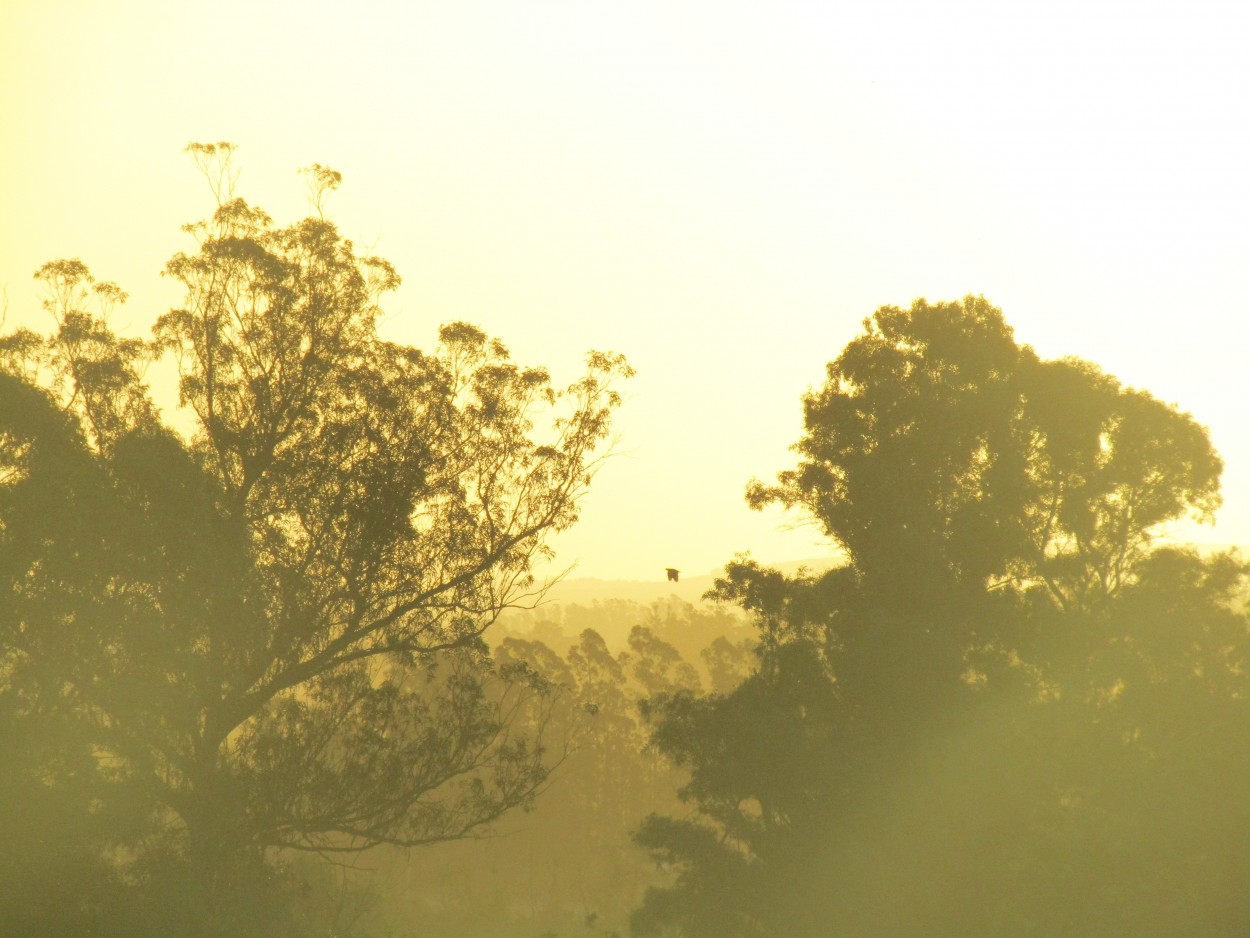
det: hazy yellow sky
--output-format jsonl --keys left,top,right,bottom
{"left": 3, "top": 0, "right": 1248, "bottom": 580}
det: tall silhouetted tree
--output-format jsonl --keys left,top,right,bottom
{"left": 634, "top": 297, "right": 1247, "bottom": 937}
{"left": 0, "top": 143, "right": 631, "bottom": 937}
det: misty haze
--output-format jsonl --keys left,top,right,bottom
{"left": 4, "top": 2, "right": 1250, "bottom": 937}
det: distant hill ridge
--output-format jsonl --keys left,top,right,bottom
{"left": 537, "top": 557, "right": 841, "bottom": 609}
{"left": 539, "top": 544, "right": 1245, "bottom": 609}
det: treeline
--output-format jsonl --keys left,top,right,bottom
{"left": 345, "top": 599, "right": 753, "bottom": 938}
{"left": 3, "top": 146, "right": 1249, "bottom": 937}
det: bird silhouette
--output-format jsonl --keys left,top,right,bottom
{"left": 665, "top": 568, "right": 680, "bottom": 582}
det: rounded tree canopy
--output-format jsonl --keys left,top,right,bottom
{"left": 749, "top": 296, "right": 1222, "bottom": 612}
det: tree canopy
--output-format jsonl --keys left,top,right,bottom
{"left": 0, "top": 143, "right": 631, "bottom": 936}
{"left": 635, "top": 296, "right": 1250, "bottom": 937}
{"left": 749, "top": 296, "right": 1222, "bottom": 610}
{"left": 7, "top": 178, "right": 1248, "bottom": 936}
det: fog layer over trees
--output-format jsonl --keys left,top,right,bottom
{"left": 2, "top": 151, "right": 1247, "bottom": 937}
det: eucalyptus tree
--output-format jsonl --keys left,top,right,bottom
{"left": 0, "top": 143, "right": 631, "bottom": 935}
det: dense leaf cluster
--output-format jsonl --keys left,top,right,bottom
{"left": 635, "top": 298, "right": 1250, "bottom": 937}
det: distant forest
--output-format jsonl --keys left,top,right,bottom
{"left": 3, "top": 146, "right": 1248, "bottom": 937}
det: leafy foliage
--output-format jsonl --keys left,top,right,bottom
{"left": 749, "top": 296, "right": 1222, "bottom": 611}
{"left": 0, "top": 143, "right": 630, "bottom": 936}
{"left": 635, "top": 297, "right": 1250, "bottom": 937}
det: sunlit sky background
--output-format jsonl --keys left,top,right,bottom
{"left": 3, "top": 0, "right": 1248, "bottom": 581}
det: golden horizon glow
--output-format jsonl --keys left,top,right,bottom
{"left": 3, "top": 0, "right": 1247, "bottom": 580}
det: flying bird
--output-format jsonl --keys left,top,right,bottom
{"left": 665, "top": 568, "right": 680, "bottom": 582}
